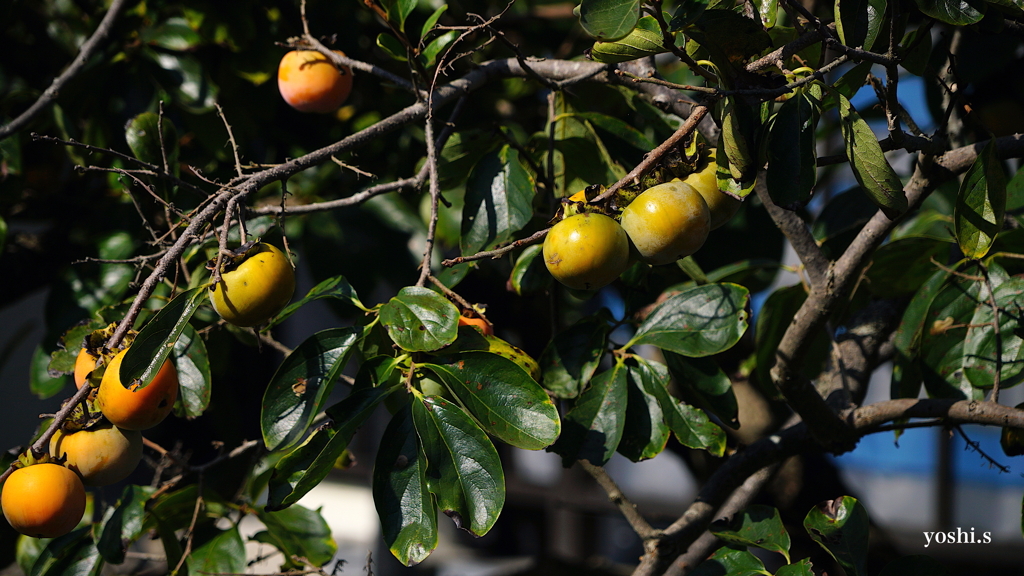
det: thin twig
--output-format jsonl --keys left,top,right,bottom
{"left": 216, "top": 103, "right": 245, "bottom": 179}
{"left": 580, "top": 459, "right": 659, "bottom": 539}
{"left": 0, "top": 0, "right": 131, "bottom": 141}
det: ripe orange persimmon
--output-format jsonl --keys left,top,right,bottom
{"left": 211, "top": 243, "right": 296, "bottom": 327}
{"left": 458, "top": 315, "right": 494, "bottom": 336}
{"left": 50, "top": 423, "right": 143, "bottom": 486}
{"left": 74, "top": 347, "right": 99, "bottom": 389}
{"left": 98, "top": 348, "right": 178, "bottom": 431}
{"left": 278, "top": 50, "right": 353, "bottom": 114}
{"left": 1, "top": 463, "right": 86, "bottom": 538}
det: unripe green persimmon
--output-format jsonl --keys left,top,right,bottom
{"left": 682, "top": 150, "right": 741, "bottom": 230}
{"left": 620, "top": 181, "right": 711, "bottom": 265}
{"left": 543, "top": 213, "right": 630, "bottom": 291}
{"left": 211, "top": 243, "right": 296, "bottom": 327}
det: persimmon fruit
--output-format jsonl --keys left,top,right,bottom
{"left": 619, "top": 181, "right": 711, "bottom": 265}
{"left": 543, "top": 213, "right": 630, "bottom": 291}
{"left": 458, "top": 315, "right": 494, "bottom": 336}
{"left": 49, "top": 423, "right": 143, "bottom": 486}
{"left": 98, "top": 348, "right": 178, "bottom": 431}
{"left": 278, "top": 50, "right": 353, "bottom": 114}
{"left": 74, "top": 347, "right": 99, "bottom": 389}
{"left": 211, "top": 243, "right": 296, "bottom": 327}
{"left": 683, "top": 150, "right": 741, "bottom": 230}
{"left": 1, "top": 463, "right": 86, "bottom": 538}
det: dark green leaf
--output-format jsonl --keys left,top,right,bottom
{"left": 900, "top": 27, "right": 932, "bottom": 76}
{"left": 29, "top": 528, "right": 102, "bottom": 576}
{"left": 954, "top": 139, "right": 1007, "bottom": 259}
{"left": 381, "top": 0, "right": 417, "bottom": 31}
{"left": 767, "top": 89, "right": 819, "bottom": 208}
{"left": 141, "top": 17, "right": 201, "bottom": 51}
{"left": 564, "top": 112, "right": 657, "bottom": 150}
{"left": 831, "top": 62, "right": 873, "bottom": 103}
{"left": 256, "top": 504, "right": 338, "bottom": 567}
{"left": 271, "top": 275, "right": 364, "bottom": 327}
{"left": 423, "top": 352, "right": 560, "bottom": 450}
{"left": 963, "top": 277, "right": 1024, "bottom": 389}
{"left": 187, "top": 526, "right": 246, "bottom": 575}
{"left": 579, "top": 0, "right": 642, "bottom": 40}
{"left": 618, "top": 362, "right": 670, "bottom": 461}
{"left": 461, "top": 145, "right": 535, "bottom": 255}
{"left": 124, "top": 112, "right": 179, "bottom": 167}
{"left": 509, "top": 245, "right": 552, "bottom": 296}
{"left": 96, "top": 485, "right": 155, "bottom": 564}
{"left": 835, "top": 0, "right": 886, "bottom": 49}
{"left": 549, "top": 360, "right": 629, "bottom": 466}
{"left": 710, "top": 505, "right": 791, "bottom": 562}
{"left": 267, "top": 379, "right": 393, "bottom": 510}
{"left": 377, "top": 33, "right": 408, "bottom": 61}
{"left": 412, "top": 394, "right": 505, "bottom": 536}
{"left": 439, "top": 130, "right": 500, "bottom": 190}
{"left": 627, "top": 283, "right": 750, "bottom": 357}
{"left": 804, "top": 496, "right": 870, "bottom": 576}
{"left": 837, "top": 93, "right": 907, "bottom": 219}
{"left": 540, "top": 314, "right": 611, "bottom": 399}
{"left": 31, "top": 345, "right": 68, "bottom": 399}
{"left": 879, "top": 555, "right": 950, "bottom": 576}
{"left": 690, "top": 545, "right": 771, "bottom": 576}
{"left": 914, "top": 0, "right": 985, "bottom": 24}
{"left": 380, "top": 286, "right": 459, "bottom": 352}
{"left": 121, "top": 286, "right": 207, "bottom": 390}
{"left": 629, "top": 357, "right": 725, "bottom": 456}
{"left": 373, "top": 407, "right": 438, "bottom": 566}
{"left": 670, "top": 0, "right": 710, "bottom": 28}
{"left": 664, "top": 353, "right": 739, "bottom": 428}
{"left": 865, "top": 237, "right": 953, "bottom": 298}
{"left": 261, "top": 327, "right": 360, "bottom": 451}
{"left": 171, "top": 324, "right": 211, "bottom": 419}
{"left": 776, "top": 559, "right": 815, "bottom": 576}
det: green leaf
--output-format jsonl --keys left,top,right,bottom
{"left": 121, "top": 286, "right": 207, "bottom": 390}
{"left": 587, "top": 17, "right": 671, "bottom": 63}
{"left": 420, "top": 30, "right": 458, "bottom": 68}
{"left": 439, "top": 130, "right": 500, "bottom": 190}
{"left": 914, "top": 0, "right": 985, "bottom": 24}
{"left": 627, "top": 283, "right": 750, "bottom": 357}
{"left": 270, "top": 275, "right": 364, "bottom": 327}
{"left": 776, "top": 559, "right": 815, "bottom": 576}
{"left": 421, "top": 4, "right": 449, "bottom": 38}
{"left": 963, "top": 277, "right": 1024, "bottom": 389}
{"left": 766, "top": 89, "right": 819, "bottom": 207}
{"left": 423, "top": 352, "right": 560, "bottom": 450}
{"left": 954, "top": 139, "right": 1007, "bottom": 259}
{"left": 835, "top": 0, "right": 887, "bottom": 49}
{"left": 719, "top": 96, "right": 758, "bottom": 181}
{"left": 509, "top": 245, "right": 552, "bottom": 296}
{"left": 690, "top": 545, "right": 771, "bottom": 576}
{"left": 28, "top": 528, "right": 102, "bottom": 576}
{"left": 31, "top": 345, "right": 68, "bottom": 399}
{"left": 804, "top": 496, "right": 869, "bottom": 576}
{"left": 579, "top": 0, "right": 642, "bottom": 40}
{"left": 460, "top": 145, "right": 535, "bottom": 255}
{"left": 891, "top": 267, "right": 955, "bottom": 359}
{"left": 140, "top": 17, "right": 201, "bottom": 51}
{"left": 171, "top": 324, "right": 211, "bottom": 419}
{"left": 256, "top": 504, "right": 338, "bottom": 568}
{"left": 837, "top": 92, "right": 907, "bottom": 219}
{"left": 710, "top": 505, "right": 791, "bottom": 562}
{"left": 267, "top": 378, "right": 393, "bottom": 510}
{"left": 540, "top": 314, "right": 611, "bottom": 399}
{"left": 380, "top": 286, "right": 459, "bottom": 352}
{"left": 879, "top": 555, "right": 950, "bottom": 576}
{"left": 373, "top": 407, "right": 438, "bottom": 566}
{"left": 664, "top": 353, "right": 739, "bottom": 429}
{"left": 671, "top": 0, "right": 711, "bottom": 28}
{"left": 96, "top": 484, "right": 155, "bottom": 564}
{"left": 0, "top": 214, "right": 7, "bottom": 255}
{"left": 124, "top": 112, "right": 179, "bottom": 168}
{"left": 549, "top": 360, "right": 629, "bottom": 466}
{"left": 618, "top": 362, "right": 671, "bottom": 461}
{"left": 865, "top": 237, "right": 954, "bottom": 298}
{"left": 377, "top": 33, "right": 408, "bottom": 61}
{"left": 381, "top": 0, "right": 417, "bottom": 31}
{"left": 561, "top": 112, "right": 657, "bottom": 150}
{"left": 629, "top": 357, "right": 726, "bottom": 456}
{"left": 187, "top": 526, "right": 246, "bottom": 575}
{"left": 830, "top": 62, "right": 873, "bottom": 103}
{"left": 261, "top": 327, "right": 361, "bottom": 451}
{"left": 900, "top": 27, "right": 932, "bottom": 76}
{"left": 411, "top": 394, "right": 505, "bottom": 536}
{"left": 754, "top": 0, "right": 779, "bottom": 27}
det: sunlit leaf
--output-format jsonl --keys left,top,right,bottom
{"left": 804, "top": 496, "right": 869, "bottom": 576}
{"left": 380, "top": 286, "right": 459, "bottom": 352}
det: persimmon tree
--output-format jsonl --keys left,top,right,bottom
{"left": 1, "top": 0, "right": 1024, "bottom": 574}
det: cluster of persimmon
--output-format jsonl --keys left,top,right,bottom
{"left": 2, "top": 243, "right": 296, "bottom": 539}
{"left": 543, "top": 149, "right": 741, "bottom": 291}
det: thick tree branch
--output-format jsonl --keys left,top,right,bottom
{"left": 0, "top": 0, "right": 131, "bottom": 141}
{"left": 754, "top": 175, "right": 828, "bottom": 288}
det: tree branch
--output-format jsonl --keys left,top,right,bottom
{"left": 0, "top": 0, "right": 131, "bottom": 141}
